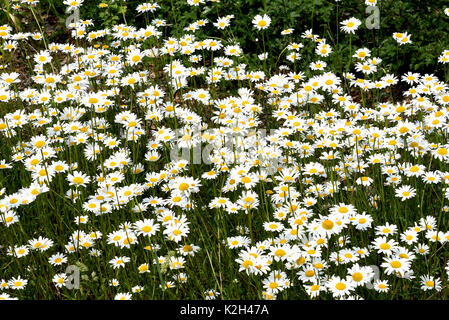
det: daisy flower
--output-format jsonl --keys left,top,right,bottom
{"left": 109, "top": 256, "right": 131, "bottom": 269}
{"left": 252, "top": 14, "right": 271, "bottom": 30}
{"left": 340, "top": 18, "right": 362, "bottom": 34}
{"left": 204, "top": 289, "right": 220, "bottom": 300}
{"left": 64, "top": 0, "right": 84, "bottom": 11}
{"left": 304, "top": 283, "right": 326, "bottom": 298}
{"left": 8, "top": 276, "right": 28, "bottom": 290}
{"left": 393, "top": 32, "right": 412, "bottom": 45}
{"left": 52, "top": 273, "right": 67, "bottom": 288}
{"left": 49, "top": 253, "right": 68, "bottom": 266}
{"left": 381, "top": 256, "right": 411, "bottom": 276}
{"left": 310, "top": 60, "right": 327, "bottom": 71}
{"left": 67, "top": 171, "right": 91, "bottom": 188}
{"left": 395, "top": 185, "right": 416, "bottom": 201}
{"left": 134, "top": 219, "right": 160, "bottom": 237}
{"left": 326, "top": 276, "right": 354, "bottom": 298}
{"left": 373, "top": 280, "right": 390, "bottom": 292}
{"left": 281, "top": 28, "right": 294, "bottom": 35}
{"left": 114, "top": 292, "right": 132, "bottom": 300}
{"left": 372, "top": 236, "right": 398, "bottom": 254}
{"left": 420, "top": 275, "right": 442, "bottom": 291}
{"left": 347, "top": 264, "right": 375, "bottom": 287}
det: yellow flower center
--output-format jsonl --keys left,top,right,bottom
{"left": 179, "top": 183, "right": 189, "bottom": 191}
{"left": 335, "top": 282, "right": 346, "bottom": 290}
{"left": 352, "top": 272, "right": 363, "bottom": 282}
{"left": 322, "top": 220, "right": 334, "bottom": 230}
{"left": 390, "top": 261, "right": 401, "bottom": 268}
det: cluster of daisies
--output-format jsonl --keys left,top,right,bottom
{"left": 1, "top": 0, "right": 449, "bottom": 300}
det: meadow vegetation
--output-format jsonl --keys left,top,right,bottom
{"left": 0, "top": 0, "right": 449, "bottom": 300}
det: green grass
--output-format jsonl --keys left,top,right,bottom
{"left": 0, "top": 0, "right": 449, "bottom": 300}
